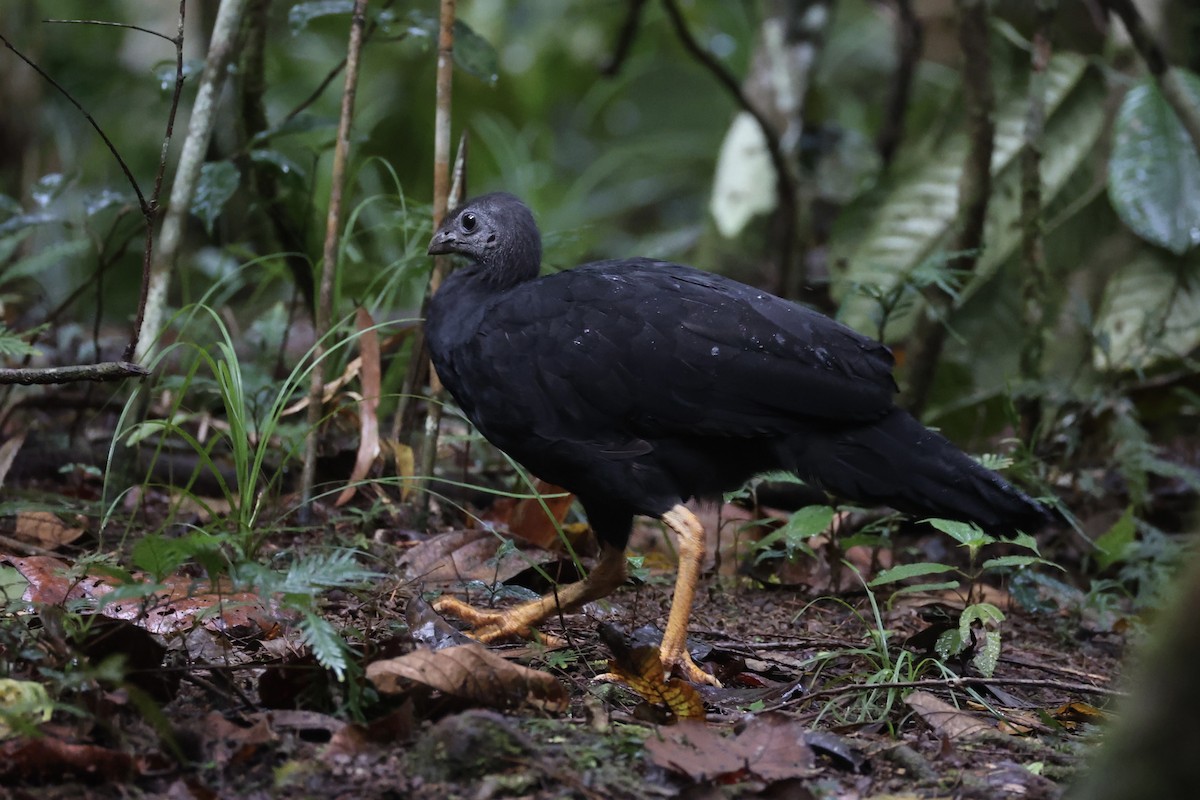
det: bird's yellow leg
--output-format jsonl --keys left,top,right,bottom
{"left": 659, "top": 505, "right": 721, "bottom": 686}
{"left": 434, "top": 543, "right": 628, "bottom": 644}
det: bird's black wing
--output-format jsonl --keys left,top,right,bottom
{"left": 458, "top": 258, "right": 896, "bottom": 446}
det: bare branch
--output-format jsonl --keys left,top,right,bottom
{"left": 901, "top": 0, "right": 996, "bottom": 415}
{"left": 660, "top": 0, "right": 799, "bottom": 294}
{"left": 601, "top": 0, "right": 649, "bottom": 77}
{"left": 300, "top": 0, "right": 370, "bottom": 510}
{"left": 136, "top": 0, "right": 247, "bottom": 363}
{"left": 1018, "top": 1, "right": 1056, "bottom": 442}
{"left": 876, "top": 0, "right": 923, "bottom": 167}
{"left": 0, "top": 361, "right": 150, "bottom": 386}
{"left": 1103, "top": 0, "right": 1200, "bottom": 157}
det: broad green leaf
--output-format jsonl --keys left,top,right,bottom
{"left": 981, "top": 554, "right": 1061, "bottom": 571}
{"left": 1108, "top": 73, "right": 1200, "bottom": 255}
{"left": 191, "top": 161, "right": 241, "bottom": 235}
{"left": 869, "top": 561, "right": 957, "bottom": 587}
{"left": 927, "top": 518, "right": 994, "bottom": 548}
{"left": 288, "top": 0, "right": 354, "bottom": 34}
{"left": 452, "top": 20, "right": 499, "bottom": 85}
{"left": 887, "top": 580, "right": 961, "bottom": 596}
{"left": 832, "top": 54, "right": 1105, "bottom": 340}
{"left": 132, "top": 534, "right": 187, "bottom": 580}
{"left": 2, "top": 239, "right": 89, "bottom": 282}
{"left": 1093, "top": 250, "right": 1200, "bottom": 371}
{"left": 1093, "top": 506, "right": 1136, "bottom": 571}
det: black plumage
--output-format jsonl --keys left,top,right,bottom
{"left": 425, "top": 192, "right": 1048, "bottom": 685}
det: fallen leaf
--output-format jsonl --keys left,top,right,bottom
{"left": 503, "top": 480, "right": 575, "bottom": 549}
{"left": 367, "top": 643, "right": 569, "bottom": 713}
{"left": 644, "top": 713, "right": 816, "bottom": 783}
{"left": 906, "top": 690, "right": 992, "bottom": 740}
{"left": 14, "top": 511, "right": 86, "bottom": 548}
{"left": 0, "top": 737, "right": 138, "bottom": 782}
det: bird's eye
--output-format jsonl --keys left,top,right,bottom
{"left": 461, "top": 212, "right": 477, "bottom": 233}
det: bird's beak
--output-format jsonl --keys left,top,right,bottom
{"left": 428, "top": 229, "right": 456, "bottom": 256}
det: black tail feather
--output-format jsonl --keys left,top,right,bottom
{"left": 793, "top": 408, "right": 1049, "bottom": 535}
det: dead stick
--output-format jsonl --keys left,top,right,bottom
{"left": 299, "top": 0, "right": 369, "bottom": 510}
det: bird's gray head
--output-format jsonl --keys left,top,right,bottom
{"left": 428, "top": 192, "right": 543, "bottom": 286}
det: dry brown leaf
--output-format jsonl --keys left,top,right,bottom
{"left": 401, "top": 528, "right": 559, "bottom": 587}
{"left": 336, "top": 307, "right": 382, "bottom": 507}
{"left": 644, "top": 713, "right": 816, "bottom": 783}
{"left": 906, "top": 690, "right": 992, "bottom": 740}
{"left": 14, "top": 511, "right": 85, "bottom": 548}
{"left": 0, "top": 434, "right": 25, "bottom": 489}
{"left": 4, "top": 555, "right": 276, "bottom": 636}
{"left": 366, "top": 642, "right": 568, "bottom": 713}
{"left": 503, "top": 480, "right": 575, "bottom": 549}
{"left": 383, "top": 439, "right": 415, "bottom": 501}
{"left": 0, "top": 737, "right": 138, "bottom": 783}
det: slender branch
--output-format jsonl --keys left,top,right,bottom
{"left": 1103, "top": 0, "right": 1200, "bottom": 157}
{"left": 300, "top": 0, "right": 370, "bottom": 511}
{"left": 0, "top": 32, "right": 148, "bottom": 214}
{"left": 279, "top": 0, "right": 398, "bottom": 128}
{"left": 136, "top": 0, "right": 246, "bottom": 363}
{"left": 413, "top": 0, "right": 458, "bottom": 513}
{"left": 128, "top": 0, "right": 187, "bottom": 361}
{"left": 876, "top": 0, "right": 923, "bottom": 167}
{"left": 0, "top": 362, "right": 150, "bottom": 386}
{"left": 1017, "top": 2, "right": 1056, "bottom": 442}
{"left": 775, "top": 675, "right": 1124, "bottom": 711}
{"left": 900, "top": 0, "right": 996, "bottom": 415}
{"left": 43, "top": 18, "right": 177, "bottom": 44}
{"left": 601, "top": 0, "right": 649, "bottom": 77}
{"left": 660, "top": 0, "right": 798, "bottom": 294}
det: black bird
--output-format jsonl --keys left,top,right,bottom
{"left": 425, "top": 192, "right": 1047, "bottom": 685}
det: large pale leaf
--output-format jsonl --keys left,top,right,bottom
{"left": 1093, "top": 250, "right": 1200, "bottom": 370}
{"left": 1108, "top": 73, "right": 1200, "bottom": 255}
{"left": 831, "top": 54, "right": 1105, "bottom": 341}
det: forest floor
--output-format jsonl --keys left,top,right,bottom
{"left": 0, "top": 459, "right": 1139, "bottom": 800}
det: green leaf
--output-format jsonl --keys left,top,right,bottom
{"left": 869, "top": 561, "right": 958, "bottom": 587}
{"left": 1108, "top": 73, "right": 1200, "bottom": 254}
{"left": 191, "top": 161, "right": 240, "bottom": 235}
{"left": 972, "top": 629, "right": 1002, "bottom": 677}
{"left": 831, "top": 54, "right": 1106, "bottom": 340}
{"left": 0, "top": 325, "right": 39, "bottom": 358}
{"left": 131, "top": 534, "right": 186, "bottom": 580}
{"left": 452, "top": 20, "right": 498, "bottom": 85}
{"left": 288, "top": 0, "right": 354, "bottom": 34}
{"left": 926, "top": 518, "right": 994, "bottom": 548}
{"left": 980, "top": 554, "right": 1060, "bottom": 571}
{"left": 1093, "top": 250, "right": 1200, "bottom": 371}
{"left": 2, "top": 239, "right": 89, "bottom": 282}
{"left": 1094, "top": 506, "right": 1136, "bottom": 571}
{"left": 754, "top": 504, "right": 834, "bottom": 563}
{"left": 300, "top": 610, "right": 349, "bottom": 680}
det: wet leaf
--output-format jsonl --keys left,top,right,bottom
{"left": 1109, "top": 73, "right": 1200, "bottom": 254}
{"left": 452, "top": 21, "right": 498, "bottom": 85}
{"left": 190, "top": 161, "right": 240, "bottom": 235}
{"left": 366, "top": 643, "right": 569, "bottom": 713}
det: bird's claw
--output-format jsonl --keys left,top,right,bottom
{"left": 432, "top": 595, "right": 564, "bottom": 647}
{"left": 664, "top": 650, "right": 721, "bottom": 687}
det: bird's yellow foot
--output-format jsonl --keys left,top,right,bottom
{"left": 662, "top": 644, "right": 721, "bottom": 687}
{"left": 432, "top": 595, "right": 565, "bottom": 647}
